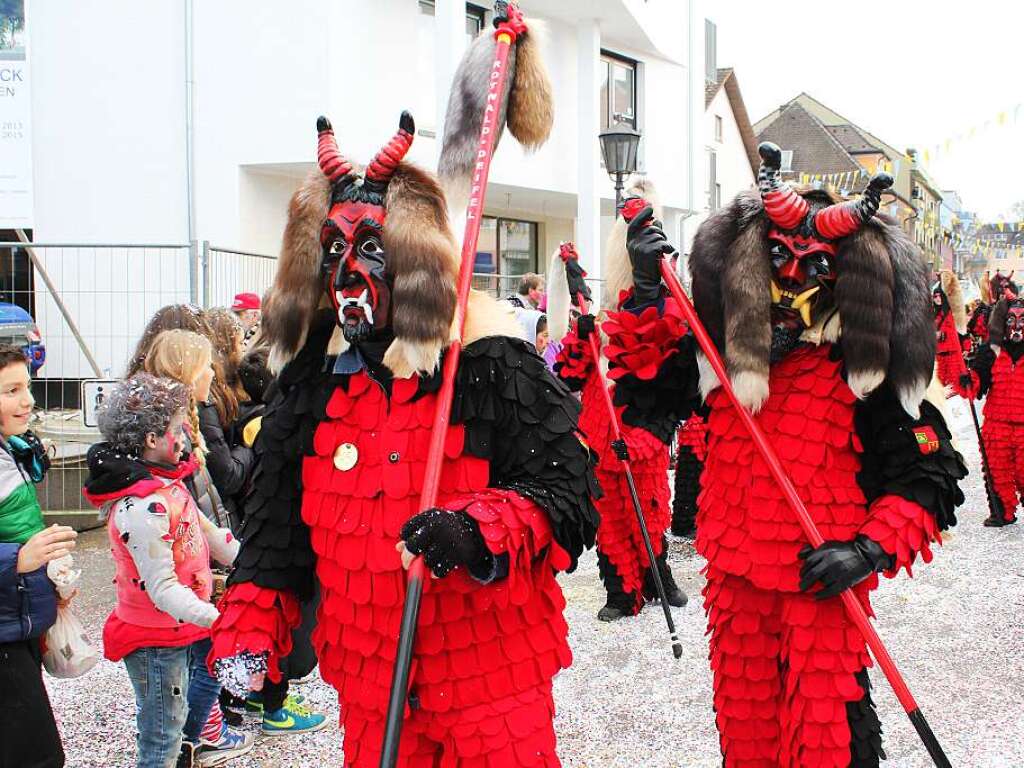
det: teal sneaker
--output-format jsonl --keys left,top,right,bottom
{"left": 261, "top": 697, "right": 329, "bottom": 736}
{"left": 245, "top": 692, "right": 306, "bottom": 717}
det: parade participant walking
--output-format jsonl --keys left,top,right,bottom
{"left": 209, "top": 81, "right": 599, "bottom": 768}
{"left": 959, "top": 296, "right": 1024, "bottom": 526}
{"left": 602, "top": 144, "right": 966, "bottom": 766}
{"left": 83, "top": 374, "right": 249, "bottom": 768}
{"left": 932, "top": 270, "right": 967, "bottom": 391}
{"left": 550, "top": 240, "right": 687, "bottom": 621}
{"left": 671, "top": 413, "right": 707, "bottom": 539}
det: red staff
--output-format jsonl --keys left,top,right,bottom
{"left": 622, "top": 201, "right": 953, "bottom": 768}
{"left": 379, "top": 4, "right": 531, "bottom": 766}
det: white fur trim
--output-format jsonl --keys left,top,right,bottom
{"left": 697, "top": 352, "right": 720, "bottom": 401}
{"left": 546, "top": 250, "right": 571, "bottom": 343}
{"left": 896, "top": 375, "right": 928, "bottom": 419}
{"left": 731, "top": 369, "right": 770, "bottom": 414}
{"left": 846, "top": 368, "right": 885, "bottom": 400}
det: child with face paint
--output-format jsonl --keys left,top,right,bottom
{"left": 82, "top": 374, "right": 249, "bottom": 768}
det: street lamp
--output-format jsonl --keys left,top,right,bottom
{"left": 599, "top": 123, "right": 642, "bottom": 211}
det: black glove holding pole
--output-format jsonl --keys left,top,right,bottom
{"left": 625, "top": 205, "right": 676, "bottom": 304}
{"left": 798, "top": 535, "right": 895, "bottom": 600}
{"left": 400, "top": 509, "right": 503, "bottom": 581}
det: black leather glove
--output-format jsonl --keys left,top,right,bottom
{"left": 958, "top": 372, "right": 974, "bottom": 391}
{"left": 626, "top": 206, "right": 675, "bottom": 304}
{"left": 400, "top": 509, "right": 494, "bottom": 579}
{"left": 576, "top": 314, "right": 596, "bottom": 342}
{"left": 798, "top": 535, "right": 894, "bottom": 600}
{"left": 566, "top": 260, "right": 592, "bottom": 306}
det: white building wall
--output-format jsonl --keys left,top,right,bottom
{"left": 23, "top": 0, "right": 699, "bottom": 377}
{"left": 705, "top": 87, "right": 755, "bottom": 207}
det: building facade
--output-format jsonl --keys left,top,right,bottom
{"left": 17, "top": 0, "right": 708, "bottom": 378}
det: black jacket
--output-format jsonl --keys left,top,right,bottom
{"left": 198, "top": 402, "right": 254, "bottom": 530}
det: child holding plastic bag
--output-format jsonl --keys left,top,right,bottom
{"left": 82, "top": 373, "right": 247, "bottom": 768}
{"left": 42, "top": 553, "right": 99, "bottom": 678}
{"left": 0, "top": 343, "right": 76, "bottom": 768}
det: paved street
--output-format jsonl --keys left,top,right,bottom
{"left": 50, "top": 400, "right": 1024, "bottom": 767}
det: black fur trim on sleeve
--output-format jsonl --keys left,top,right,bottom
{"left": 969, "top": 343, "right": 996, "bottom": 397}
{"left": 611, "top": 333, "right": 702, "bottom": 445}
{"left": 451, "top": 336, "right": 601, "bottom": 572}
{"left": 227, "top": 311, "right": 336, "bottom": 600}
{"left": 854, "top": 384, "right": 967, "bottom": 531}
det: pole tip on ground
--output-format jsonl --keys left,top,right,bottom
{"left": 672, "top": 643, "right": 683, "bottom": 660}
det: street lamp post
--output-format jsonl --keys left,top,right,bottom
{"left": 599, "top": 123, "right": 642, "bottom": 211}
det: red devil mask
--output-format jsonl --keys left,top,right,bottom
{"left": 316, "top": 112, "right": 414, "bottom": 345}
{"left": 1006, "top": 303, "right": 1024, "bottom": 344}
{"left": 757, "top": 142, "right": 892, "bottom": 329}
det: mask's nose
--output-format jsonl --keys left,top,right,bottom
{"left": 776, "top": 258, "right": 806, "bottom": 292}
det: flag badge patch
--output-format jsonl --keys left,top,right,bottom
{"left": 913, "top": 426, "right": 940, "bottom": 454}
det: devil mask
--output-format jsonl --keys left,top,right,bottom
{"left": 316, "top": 113, "right": 414, "bottom": 346}
{"left": 757, "top": 142, "right": 892, "bottom": 333}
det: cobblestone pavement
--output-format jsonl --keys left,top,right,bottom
{"left": 49, "top": 399, "right": 1024, "bottom": 766}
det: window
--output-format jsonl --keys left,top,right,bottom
{"left": 714, "top": 115, "right": 723, "bottom": 142}
{"left": 473, "top": 217, "right": 540, "bottom": 290}
{"left": 419, "top": 1, "right": 487, "bottom": 45}
{"left": 600, "top": 52, "right": 637, "bottom": 130}
{"left": 705, "top": 19, "right": 717, "bottom": 83}
{"left": 707, "top": 150, "right": 719, "bottom": 211}
{"left": 780, "top": 150, "right": 794, "bottom": 172}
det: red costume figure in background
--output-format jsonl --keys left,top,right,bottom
{"left": 932, "top": 271, "right": 967, "bottom": 391}
{"left": 549, "top": 241, "right": 687, "bottom": 622}
{"left": 603, "top": 146, "right": 965, "bottom": 767}
{"left": 961, "top": 296, "right": 1024, "bottom": 527}
{"left": 209, "top": 106, "right": 600, "bottom": 766}
{"left": 671, "top": 413, "right": 707, "bottom": 538}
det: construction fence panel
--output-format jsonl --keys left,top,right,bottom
{"left": 203, "top": 244, "right": 278, "bottom": 310}
{"left": 0, "top": 241, "right": 195, "bottom": 520}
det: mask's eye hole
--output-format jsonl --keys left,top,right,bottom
{"left": 359, "top": 237, "right": 383, "bottom": 257}
{"left": 769, "top": 244, "right": 788, "bottom": 269}
{"left": 329, "top": 239, "right": 346, "bottom": 255}
{"left": 809, "top": 254, "right": 830, "bottom": 278}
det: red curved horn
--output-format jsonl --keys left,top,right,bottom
{"left": 316, "top": 116, "right": 354, "bottom": 184}
{"left": 757, "top": 142, "right": 807, "bottom": 230}
{"left": 365, "top": 111, "right": 416, "bottom": 186}
{"left": 814, "top": 172, "right": 893, "bottom": 239}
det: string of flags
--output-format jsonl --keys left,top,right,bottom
{"left": 918, "top": 102, "right": 1023, "bottom": 167}
{"left": 796, "top": 169, "right": 867, "bottom": 189}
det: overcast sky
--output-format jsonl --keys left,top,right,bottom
{"left": 707, "top": 0, "right": 1024, "bottom": 220}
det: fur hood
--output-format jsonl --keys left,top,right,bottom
{"left": 939, "top": 270, "right": 966, "bottom": 334}
{"left": 263, "top": 161, "right": 461, "bottom": 379}
{"left": 685, "top": 189, "right": 934, "bottom": 417}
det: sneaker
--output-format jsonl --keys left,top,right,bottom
{"left": 196, "top": 726, "right": 255, "bottom": 767}
{"left": 176, "top": 742, "right": 196, "bottom": 768}
{"left": 244, "top": 692, "right": 306, "bottom": 718}
{"left": 262, "top": 697, "right": 329, "bottom": 737}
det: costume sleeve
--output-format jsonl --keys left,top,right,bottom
{"left": 855, "top": 385, "right": 967, "bottom": 577}
{"left": 602, "top": 291, "right": 702, "bottom": 444}
{"left": 198, "top": 403, "right": 253, "bottom": 498}
{"left": 552, "top": 324, "right": 595, "bottom": 392}
{"left": 198, "top": 514, "right": 240, "bottom": 567}
{"left": 212, "top": 315, "right": 332, "bottom": 679}
{"left": 112, "top": 496, "right": 220, "bottom": 628}
{"left": 451, "top": 336, "right": 601, "bottom": 574}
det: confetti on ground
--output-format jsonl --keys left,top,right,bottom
{"left": 50, "top": 399, "right": 1024, "bottom": 767}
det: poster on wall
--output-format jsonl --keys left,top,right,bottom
{"left": 0, "top": 0, "right": 31, "bottom": 229}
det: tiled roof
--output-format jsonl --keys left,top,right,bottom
{"left": 826, "top": 124, "right": 884, "bottom": 155}
{"left": 756, "top": 102, "right": 861, "bottom": 177}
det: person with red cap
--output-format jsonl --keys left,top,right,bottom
{"left": 231, "top": 293, "right": 262, "bottom": 344}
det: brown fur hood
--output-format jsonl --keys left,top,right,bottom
{"left": 685, "top": 189, "right": 935, "bottom": 417}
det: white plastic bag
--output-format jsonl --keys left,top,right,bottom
{"left": 42, "top": 604, "right": 100, "bottom": 678}
{"left": 42, "top": 554, "right": 99, "bottom": 678}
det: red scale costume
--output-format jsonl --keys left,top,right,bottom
{"left": 550, "top": 255, "right": 687, "bottom": 619}
{"left": 960, "top": 296, "right": 1024, "bottom": 526}
{"left": 932, "top": 271, "right": 967, "bottom": 392}
{"left": 209, "top": 101, "right": 599, "bottom": 767}
{"left": 602, "top": 147, "right": 966, "bottom": 767}
{"left": 671, "top": 413, "right": 707, "bottom": 538}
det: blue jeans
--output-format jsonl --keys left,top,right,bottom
{"left": 123, "top": 638, "right": 220, "bottom": 768}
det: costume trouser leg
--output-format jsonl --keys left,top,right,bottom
{"left": 341, "top": 684, "right": 560, "bottom": 768}
{"left": 983, "top": 419, "right": 1019, "bottom": 521}
{"left": 705, "top": 570, "right": 881, "bottom": 767}
{"left": 595, "top": 467, "right": 670, "bottom": 613}
{"left": 671, "top": 446, "right": 702, "bottom": 537}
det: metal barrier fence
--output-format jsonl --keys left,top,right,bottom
{"left": 0, "top": 240, "right": 195, "bottom": 520}
{"left": 0, "top": 237, "right": 602, "bottom": 518}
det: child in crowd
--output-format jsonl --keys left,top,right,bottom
{"left": 83, "top": 373, "right": 251, "bottom": 768}
{"left": 0, "top": 343, "right": 76, "bottom": 768}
